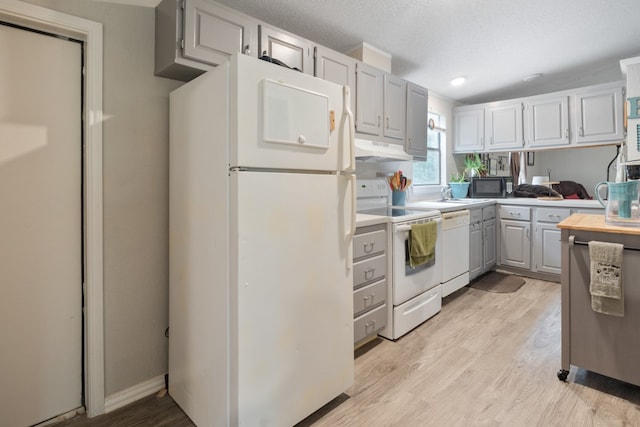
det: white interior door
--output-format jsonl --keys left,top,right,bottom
{"left": 0, "top": 24, "right": 82, "bottom": 426}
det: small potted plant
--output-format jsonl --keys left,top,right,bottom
{"left": 463, "top": 153, "right": 487, "bottom": 178}
{"left": 448, "top": 172, "right": 470, "bottom": 199}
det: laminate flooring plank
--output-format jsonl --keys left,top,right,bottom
{"left": 54, "top": 278, "right": 640, "bottom": 427}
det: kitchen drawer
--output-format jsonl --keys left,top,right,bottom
{"left": 537, "top": 207, "right": 571, "bottom": 223}
{"left": 353, "top": 228, "right": 386, "bottom": 260}
{"left": 353, "top": 279, "right": 386, "bottom": 317}
{"left": 482, "top": 205, "right": 496, "bottom": 221}
{"left": 499, "top": 205, "right": 531, "bottom": 221}
{"left": 353, "top": 254, "right": 386, "bottom": 288}
{"left": 470, "top": 208, "right": 483, "bottom": 223}
{"left": 354, "top": 303, "right": 386, "bottom": 344}
{"left": 392, "top": 285, "right": 441, "bottom": 339}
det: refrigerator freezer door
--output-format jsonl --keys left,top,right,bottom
{"left": 231, "top": 170, "right": 354, "bottom": 426}
{"left": 231, "top": 54, "right": 351, "bottom": 172}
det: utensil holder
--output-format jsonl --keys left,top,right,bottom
{"left": 392, "top": 190, "right": 406, "bottom": 206}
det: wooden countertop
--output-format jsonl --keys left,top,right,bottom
{"left": 557, "top": 214, "right": 640, "bottom": 235}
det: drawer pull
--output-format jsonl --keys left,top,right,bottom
{"left": 363, "top": 242, "right": 375, "bottom": 253}
{"left": 364, "top": 319, "right": 377, "bottom": 332}
{"left": 363, "top": 293, "right": 376, "bottom": 306}
{"left": 509, "top": 211, "right": 521, "bottom": 216}
{"left": 364, "top": 268, "right": 376, "bottom": 280}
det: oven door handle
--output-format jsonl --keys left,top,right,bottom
{"left": 396, "top": 218, "right": 441, "bottom": 232}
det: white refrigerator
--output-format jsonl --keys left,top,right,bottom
{"left": 169, "top": 53, "right": 356, "bottom": 426}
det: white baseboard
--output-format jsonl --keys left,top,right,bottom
{"left": 104, "top": 375, "right": 166, "bottom": 413}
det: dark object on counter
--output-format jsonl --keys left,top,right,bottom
{"left": 551, "top": 181, "right": 592, "bottom": 200}
{"left": 513, "top": 184, "right": 562, "bottom": 198}
{"left": 258, "top": 55, "right": 302, "bottom": 72}
{"left": 627, "top": 164, "right": 640, "bottom": 180}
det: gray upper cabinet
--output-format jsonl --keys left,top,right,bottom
{"left": 485, "top": 100, "right": 524, "bottom": 151}
{"left": 314, "top": 45, "right": 356, "bottom": 113}
{"left": 574, "top": 85, "right": 624, "bottom": 145}
{"left": 155, "top": 0, "right": 257, "bottom": 81}
{"left": 258, "top": 24, "right": 313, "bottom": 74}
{"left": 405, "top": 83, "right": 428, "bottom": 159}
{"left": 453, "top": 106, "right": 484, "bottom": 153}
{"left": 355, "top": 62, "right": 384, "bottom": 136}
{"left": 383, "top": 74, "right": 407, "bottom": 140}
{"left": 525, "top": 95, "right": 570, "bottom": 148}
{"left": 355, "top": 62, "right": 407, "bottom": 144}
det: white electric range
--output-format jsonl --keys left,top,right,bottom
{"left": 357, "top": 179, "right": 442, "bottom": 340}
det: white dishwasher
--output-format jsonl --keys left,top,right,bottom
{"left": 441, "top": 209, "right": 470, "bottom": 297}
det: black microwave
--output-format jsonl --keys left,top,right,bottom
{"left": 469, "top": 176, "right": 514, "bottom": 198}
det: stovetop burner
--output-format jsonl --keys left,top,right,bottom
{"left": 359, "top": 207, "right": 428, "bottom": 217}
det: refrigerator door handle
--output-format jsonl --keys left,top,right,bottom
{"left": 342, "top": 85, "right": 355, "bottom": 173}
{"left": 346, "top": 173, "right": 356, "bottom": 269}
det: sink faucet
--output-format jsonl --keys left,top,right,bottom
{"left": 440, "top": 185, "right": 452, "bottom": 201}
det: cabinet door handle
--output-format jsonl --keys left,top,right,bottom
{"left": 378, "top": 116, "right": 381, "bottom": 128}
{"left": 243, "top": 44, "right": 251, "bottom": 55}
{"left": 579, "top": 126, "right": 584, "bottom": 137}
{"left": 386, "top": 117, "right": 389, "bottom": 129}
{"left": 564, "top": 129, "right": 569, "bottom": 138}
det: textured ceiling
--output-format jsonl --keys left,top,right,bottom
{"left": 126, "top": 0, "right": 640, "bottom": 104}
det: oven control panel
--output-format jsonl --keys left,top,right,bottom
{"left": 357, "top": 178, "right": 389, "bottom": 198}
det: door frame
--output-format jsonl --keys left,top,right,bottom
{"left": 0, "top": 0, "right": 105, "bottom": 417}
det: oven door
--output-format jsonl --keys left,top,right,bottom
{"left": 392, "top": 217, "right": 442, "bottom": 305}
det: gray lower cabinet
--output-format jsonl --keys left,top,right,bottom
{"left": 470, "top": 206, "right": 497, "bottom": 280}
{"left": 353, "top": 223, "right": 387, "bottom": 346}
{"left": 499, "top": 206, "right": 531, "bottom": 269}
{"left": 533, "top": 207, "right": 571, "bottom": 274}
{"left": 469, "top": 210, "right": 483, "bottom": 279}
{"left": 560, "top": 227, "right": 640, "bottom": 386}
{"left": 483, "top": 216, "right": 497, "bottom": 269}
{"left": 155, "top": 0, "right": 257, "bottom": 81}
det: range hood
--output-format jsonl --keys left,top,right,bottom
{"left": 354, "top": 138, "right": 413, "bottom": 162}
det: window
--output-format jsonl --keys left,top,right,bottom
{"left": 413, "top": 112, "right": 444, "bottom": 185}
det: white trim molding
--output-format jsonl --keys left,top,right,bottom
{"left": 0, "top": 0, "right": 105, "bottom": 417}
{"left": 104, "top": 375, "right": 166, "bottom": 413}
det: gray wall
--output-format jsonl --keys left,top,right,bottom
{"left": 23, "top": 0, "right": 182, "bottom": 396}
{"left": 529, "top": 145, "right": 619, "bottom": 198}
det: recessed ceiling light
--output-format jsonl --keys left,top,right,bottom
{"left": 450, "top": 76, "right": 466, "bottom": 86}
{"left": 523, "top": 73, "right": 543, "bottom": 82}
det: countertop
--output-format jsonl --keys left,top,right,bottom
{"left": 557, "top": 213, "right": 640, "bottom": 235}
{"left": 405, "top": 197, "right": 603, "bottom": 212}
{"left": 356, "top": 213, "right": 388, "bottom": 227}
{"left": 405, "top": 199, "right": 494, "bottom": 212}
{"left": 495, "top": 198, "right": 603, "bottom": 209}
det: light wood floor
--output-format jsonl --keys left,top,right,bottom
{"left": 56, "top": 277, "right": 640, "bottom": 426}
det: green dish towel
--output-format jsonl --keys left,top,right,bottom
{"left": 409, "top": 221, "right": 437, "bottom": 268}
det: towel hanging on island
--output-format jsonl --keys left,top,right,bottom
{"left": 409, "top": 221, "right": 437, "bottom": 268}
{"left": 588, "top": 240, "right": 624, "bottom": 317}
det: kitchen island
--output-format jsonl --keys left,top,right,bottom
{"left": 557, "top": 214, "right": 640, "bottom": 386}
